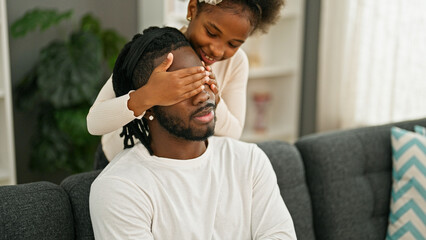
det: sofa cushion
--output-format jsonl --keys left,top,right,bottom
{"left": 387, "top": 127, "right": 426, "bottom": 239}
{"left": 295, "top": 118, "right": 426, "bottom": 240}
{"left": 0, "top": 181, "right": 74, "bottom": 240}
{"left": 61, "top": 170, "right": 102, "bottom": 240}
{"left": 258, "top": 141, "right": 315, "bottom": 240}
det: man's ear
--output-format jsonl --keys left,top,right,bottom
{"left": 187, "top": 0, "right": 198, "bottom": 20}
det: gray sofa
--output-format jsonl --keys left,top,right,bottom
{"left": 1, "top": 118, "right": 425, "bottom": 240}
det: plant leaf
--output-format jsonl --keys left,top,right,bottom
{"left": 30, "top": 108, "right": 98, "bottom": 173}
{"left": 13, "top": 10, "right": 127, "bottom": 174}
{"left": 10, "top": 9, "right": 73, "bottom": 38}
{"left": 13, "top": 66, "right": 42, "bottom": 110}
{"left": 54, "top": 107, "right": 96, "bottom": 145}
{"left": 80, "top": 14, "right": 101, "bottom": 35}
{"left": 101, "top": 29, "right": 127, "bottom": 70}
{"left": 36, "top": 31, "right": 103, "bottom": 108}
{"left": 30, "top": 111, "right": 70, "bottom": 172}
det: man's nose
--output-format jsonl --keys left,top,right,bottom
{"left": 192, "top": 85, "right": 213, "bottom": 105}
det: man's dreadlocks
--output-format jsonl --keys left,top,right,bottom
{"left": 112, "top": 26, "right": 191, "bottom": 155}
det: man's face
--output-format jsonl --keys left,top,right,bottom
{"left": 152, "top": 46, "right": 216, "bottom": 141}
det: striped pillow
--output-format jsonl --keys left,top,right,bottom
{"left": 415, "top": 125, "right": 426, "bottom": 136}
{"left": 386, "top": 127, "right": 426, "bottom": 240}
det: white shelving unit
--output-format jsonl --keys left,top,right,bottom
{"left": 241, "top": 0, "right": 305, "bottom": 143}
{"left": 0, "top": 0, "right": 16, "bottom": 185}
{"left": 137, "top": 0, "right": 305, "bottom": 143}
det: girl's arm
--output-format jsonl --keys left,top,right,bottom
{"left": 87, "top": 76, "right": 137, "bottom": 135}
{"left": 213, "top": 49, "right": 249, "bottom": 139}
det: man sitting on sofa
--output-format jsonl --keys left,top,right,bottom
{"left": 89, "top": 26, "right": 296, "bottom": 240}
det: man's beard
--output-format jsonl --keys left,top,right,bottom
{"left": 153, "top": 104, "right": 215, "bottom": 141}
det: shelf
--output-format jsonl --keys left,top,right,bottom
{"left": 241, "top": 127, "right": 295, "bottom": 143}
{"left": 249, "top": 66, "right": 294, "bottom": 79}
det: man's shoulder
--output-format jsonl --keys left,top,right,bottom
{"left": 93, "top": 144, "right": 154, "bottom": 187}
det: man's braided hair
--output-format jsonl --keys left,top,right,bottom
{"left": 112, "top": 26, "right": 191, "bottom": 155}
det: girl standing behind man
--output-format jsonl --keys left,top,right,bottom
{"left": 87, "top": 0, "right": 285, "bottom": 161}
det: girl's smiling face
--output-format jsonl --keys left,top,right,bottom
{"left": 185, "top": 0, "right": 253, "bottom": 65}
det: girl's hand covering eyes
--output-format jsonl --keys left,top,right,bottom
{"left": 202, "top": 61, "right": 221, "bottom": 105}
{"left": 141, "top": 53, "right": 210, "bottom": 106}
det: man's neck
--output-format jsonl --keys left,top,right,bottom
{"left": 151, "top": 138, "right": 207, "bottom": 160}
{"left": 149, "top": 126, "right": 208, "bottom": 160}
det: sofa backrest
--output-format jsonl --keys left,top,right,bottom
{"left": 258, "top": 141, "right": 315, "bottom": 240}
{"left": 0, "top": 181, "right": 74, "bottom": 240}
{"left": 295, "top": 118, "right": 426, "bottom": 240}
{"left": 61, "top": 170, "right": 102, "bottom": 240}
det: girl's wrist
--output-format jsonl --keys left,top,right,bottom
{"left": 128, "top": 87, "right": 153, "bottom": 117}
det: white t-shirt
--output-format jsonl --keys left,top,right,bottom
{"left": 90, "top": 137, "right": 296, "bottom": 240}
{"left": 87, "top": 49, "right": 249, "bottom": 161}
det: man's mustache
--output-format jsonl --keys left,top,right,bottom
{"left": 191, "top": 103, "right": 216, "bottom": 118}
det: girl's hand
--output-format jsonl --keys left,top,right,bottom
{"left": 128, "top": 53, "right": 210, "bottom": 116}
{"left": 203, "top": 62, "right": 220, "bottom": 105}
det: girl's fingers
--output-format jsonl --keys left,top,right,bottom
{"left": 181, "top": 77, "right": 207, "bottom": 93}
{"left": 206, "top": 77, "right": 217, "bottom": 86}
{"left": 175, "top": 66, "right": 206, "bottom": 77}
{"left": 180, "top": 85, "right": 206, "bottom": 100}
{"left": 153, "top": 52, "right": 173, "bottom": 72}
{"left": 181, "top": 72, "right": 210, "bottom": 85}
{"left": 209, "top": 84, "right": 219, "bottom": 95}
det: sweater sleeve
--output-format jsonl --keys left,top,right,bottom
{"left": 90, "top": 176, "right": 154, "bottom": 240}
{"left": 86, "top": 75, "right": 143, "bottom": 135}
{"left": 213, "top": 49, "right": 248, "bottom": 139}
{"left": 251, "top": 146, "right": 297, "bottom": 240}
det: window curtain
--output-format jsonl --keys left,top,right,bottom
{"left": 317, "top": 0, "right": 426, "bottom": 132}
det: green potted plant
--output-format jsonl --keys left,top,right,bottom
{"left": 11, "top": 9, "right": 126, "bottom": 173}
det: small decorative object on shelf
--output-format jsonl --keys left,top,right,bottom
{"left": 253, "top": 92, "right": 271, "bottom": 133}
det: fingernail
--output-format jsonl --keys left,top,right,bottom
{"left": 205, "top": 71, "right": 211, "bottom": 76}
{"left": 201, "top": 85, "right": 205, "bottom": 90}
